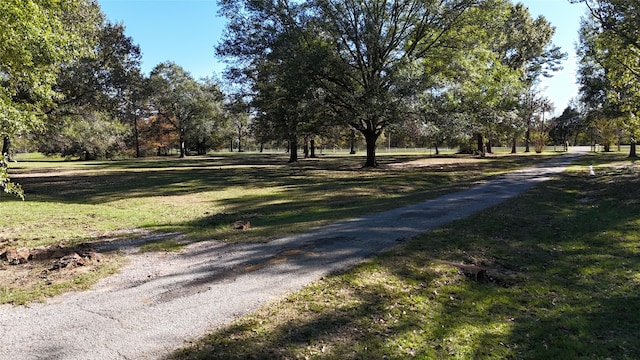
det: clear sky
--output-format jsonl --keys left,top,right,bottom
{"left": 98, "top": 0, "right": 587, "bottom": 116}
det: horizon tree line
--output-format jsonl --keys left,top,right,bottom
{"left": 1, "top": 0, "right": 638, "bottom": 174}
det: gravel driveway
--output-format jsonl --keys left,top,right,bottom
{"left": 0, "top": 151, "right": 585, "bottom": 360}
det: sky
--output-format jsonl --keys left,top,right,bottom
{"left": 98, "top": 0, "right": 587, "bottom": 116}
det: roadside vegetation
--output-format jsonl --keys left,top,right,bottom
{"left": 170, "top": 152, "right": 640, "bottom": 360}
{"left": 1, "top": 151, "right": 554, "bottom": 304}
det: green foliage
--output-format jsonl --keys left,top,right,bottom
{"left": 0, "top": 154, "right": 24, "bottom": 200}
{"left": 0, "top": 0, "right": 102, "bottom": 138}
{"left": 53, "top": 21, "right": 143, "bottom": 115}
{"left": 38, "top": 112, "right": 130, "bottom": 160}
{"left": 575, "top": 0, "right": 640, "bottom": 155}
{"left": 218, "top": 0, "right": 333, "bottom": 162}
{"left": 217, "top": 0, "right": 567, "bottom": 164}
{"left": 149, "top": 63, "right": 225, "bottom": 158}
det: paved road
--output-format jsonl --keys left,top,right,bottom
{"left": 0, "top": 151, "right": 585, "bottom": 360}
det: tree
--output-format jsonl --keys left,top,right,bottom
{"left": 149, "top": 63, "right": 223, "bottom": 158}
{"left": 93, "top": 23, "right": 147, "bottom": 157}
{"left": 35, "top": 20, "right": 144, "bottom": 159}
{"left": 218, "top": 0, "right": 327, "bottom": 163}
{"left": 308, "top": 0, "right": 489, "bottom": 166}
{"left": 572, "top": 0, "right": 640, "bottom": 157}
{"left": 405, "top": 1, "right": 561, "bottom": 155}
{"left": 38, "top": 112, "right": 129, "bottom": 160}
{"left": 447, "top": 47, "right": 523, "bottom": 154}
{"left": 530, "top": 97, "right": 554, "bottom": 153}
{"left": 549, "top": 106, "right": 583, "bottom": 147}
{"left": 139, "top": 114, "right": 179, "bottom": 156}
{"left": 416, "top": 91, "right": 470, "bottom": 154}
{"left": 495, "top": 2, "right": 565, "bottom": 153}
{"left": 225, "top": 95, "right": 251, "bottom": 153}
{"left": 250, "top": 58, "right": 320, "bottom": 162}
{"left": 185, "top": 78, "right": 225, "bottom": 155}
{"left": 0, "top": 0, "right": 102, "bottom": 158}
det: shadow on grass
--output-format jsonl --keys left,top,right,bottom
{"left": 0, "top": 152, "right": 559, "bottom": 252}
{"left": 7, "top": 153, "right": 555, "bottom": 205}
{"left": 167, "top": 153, "right": 640, "bottom": 359}
{"left": 104, "top": 154, "right": 558, "bottom": 243}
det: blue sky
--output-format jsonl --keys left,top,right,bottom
{"left": 98, "top": 0, "right": 587, "bottom": 115}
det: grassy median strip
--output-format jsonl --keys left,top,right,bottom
{"left": 170, "top": 152, "right": 640, "bottom": 360}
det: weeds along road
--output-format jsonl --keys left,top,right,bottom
{"left": 0, "top": 150, "right": 586, "bottom": 360}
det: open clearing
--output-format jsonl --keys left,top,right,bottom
{"left": 2, "top": 150, "right": 639, "bottom": 359}
{"left": 1, "top": 151, "right": 552, "bottom": 305}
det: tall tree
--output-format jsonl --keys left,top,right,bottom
{"left": 218, "top": 0, "right": 324, "bottom": 163}
{"left": 35, "top": 21, "right": 144, "bottom": 159}
{"left": 0, "top": 0, "right": 102, "bottom": 158}
{"left": 549, "top": 106, "right": 583, "bottom": 147}
{"left": 1, "top": 0, "right": 101, "bottom": 197}
{"left": 225, "top": 95, "right": 251, "bottom": 153}
{"left": 149, "top": 62, "right": 223, "bottom": 158}
{"left": 309, "top": 0, "right": 487, "bottom": 167}
{"left": 491, "top": 2, "right": 566, "bottom": 153}
{"left": 572, "top": 0, "right": 640, "bottom": 157}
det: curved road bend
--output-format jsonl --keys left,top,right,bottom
{"left": 0, "top": 150, "right": 585, "bottom": 360}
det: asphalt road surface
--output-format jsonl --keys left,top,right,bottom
{"left": 0, "top": 150, "right": 585, "bottom": 359}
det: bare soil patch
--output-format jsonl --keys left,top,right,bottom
{"left": 0, "top": 229, "right": 165, "bottom": 304}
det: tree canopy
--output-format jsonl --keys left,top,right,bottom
{"left": 574, "top": 0, "right": 640, "bottom": 156}
{"left": 149, "top": 62, "right": 225, "bottom": 158}
{"left": 0, "top": 0, "right": 102, "bottom": 139}
{"left": 217, "top": 0, "right": 564, "bottom": 166}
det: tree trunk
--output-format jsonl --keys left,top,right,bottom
{"left": 288, "top": 135, "right": 298, "bottom": 163}
{"left": 476, "top": 133, "right": 484, "bottom": 153}
{"left": 349, "top": 129, "right": 356, "bottom": 154}
{"left": 310, "top": 138, "right": 317, "bottom": 158}
{"left": 363, "top": 132, "right": 378, "bottom": 167}
{"left": 303, "top": 136, "right": 309, "bottom": 159}
{"left": 179, "top": 139, "right": 186, "bottom": 158}
{"left": 525, "top": 128, "right": 531, "bottom": 153}
{"left": 133, "top": 116, "right": 141, "bottom": 158}
{"left": 629, "top": 139, "right": 637, "bottom": 158}
{"left": 486, "top": 138, "right": 492, "bottom": 154}
{"left": 197, "top": 140, "right": 207, "bottom": 155}
{"left": 434, "top": 142, "right": 440, "bottom": 155}
{"left": 230, "top": 138, "right": 234, "bottom": 152}
{"left": 511, "top": 137, "right": 517, "bottom": 154}
{"left": 2, "top": 137, "right": 11, "bottom": 161}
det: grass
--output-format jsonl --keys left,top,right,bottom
{"left": 168, "top": 152, "right": 640, "bottom": 360}
{"left": 0, "top": 151, "right": 555, "bottom": 304}
{"left": 2, "top": 151, "right": 554, "bottom": 248}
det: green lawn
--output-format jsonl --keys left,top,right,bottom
{"left": 170, "top": 152, "right": 640, "bottom": 360}
{"left": 2, "top": 151, "right": 553, "bottom": 249}
{"left": 1, "top": 151, "right": 555, "bottom": 304}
